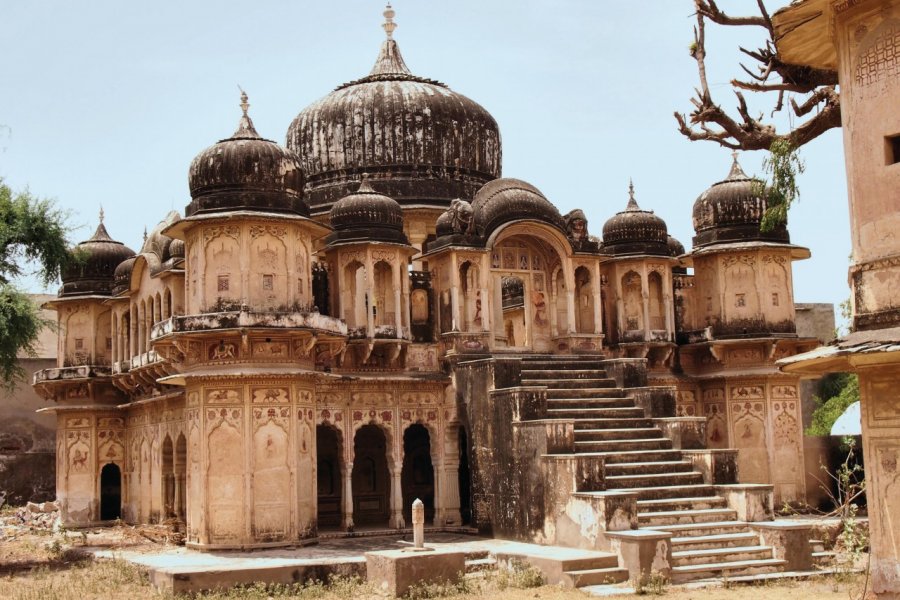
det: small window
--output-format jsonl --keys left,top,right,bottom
{"left": 887, "top": 134, "right": 900, "bottom": 165}
{"left": 772, "top": 292, "right": 780, "bottom": 307}
{"left": 75, "top": 338, "right": 84, "bottom": 350}
{"left": 217, "top": 275, "right": 229, "bottom": 292}
{"left": 262, "top": 274, "right": 274, "bottom": 290}
{"left": 735, "top": 294, "right": 746, "bottom": 308}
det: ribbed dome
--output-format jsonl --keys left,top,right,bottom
{"left": 326, "top": 178, "right": 409, "bottom": 246}
{"left": 471, "top": 178, "right": 564, "bottom": 237}
{"left": 602, "top": 183, "right": 669, "bottom": 256}
{"left": 60, "top": 216, "right": 136, "bottom": 297}
{"left": 112, "top": 255, "right": 137, "bottom": 296}
{"left": 287, "top": 10, "right": 501, "bottom": 216}
{"left": 667, "top": 235, "right": 685, "bottom": 257}
{"left": 140, "top": 211, "right": 184, "bottom": 274}
{"left": 692, "top": 154, "right": 789, "bottom": 248}
{"left": 187, "top": 93, "right": 307, "bottom": 217}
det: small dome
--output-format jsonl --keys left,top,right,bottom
{"left": 667, "top": 235, "right": 685, "bottom": 257}
{"left": 668, "top": 235, "right": 687, "bottom": 274}
{"left": 60, "top": 215, "right": 136, "bottom": 297}
{"left": 471, "top": 178, "right": 564, "bottom": 237}
{"left": 112, "top": 255, "right": 137, "bottom": 296}
{"left": 602, "top": 182, "right": 668, "bottom": 256}
{"left": 692, "top": 154, "right": 789, "bottom": 248}
{"left": 326, "top": 178, "right": 409, "bottom": 246}
{"left": 167, "top": 239, "right": 185, "bottom": 260}
{"left": 286, "top": 7, "right": 501, "bottom": 216}
{"left": 187, "top": 92, "right": 307, "bottom": 217}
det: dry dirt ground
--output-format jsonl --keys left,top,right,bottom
{"left": 0, "top": 527, "right": 871, "bottom": 600}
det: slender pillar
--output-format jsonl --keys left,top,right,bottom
{"left": 365, "top": 256, "right": 375, "bottom": 337}
{"left": 664, "top": 293, "right": 674, "bottom": 341}
{"left": 389, "top": 462, "right": 405, "bottom": 529}
{"left": 441, "top": 456, "right": 462, "bottom": 526}
{"left": 641, "top": 270, "right": 651, "bottom": 341}
{"left": 393, "top": 268, "right": 403, "bottom": 338}
{"left": 174, "top": 475, "right": 183, "bottom": 520}
{"left": 341, "top": 457, "right": 354, "bottom": 531}
{"left": 566, "top": 289, "right": 577, "bottom": 334}
{"left": 450, "top": 284, "right": 461, "bottom": 331}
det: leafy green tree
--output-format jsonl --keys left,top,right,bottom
{"left": 806, "top": 373, "right": 860, "bottom": 437}
{"left": 0, "top": 178, "right": 76, "bottom": 390}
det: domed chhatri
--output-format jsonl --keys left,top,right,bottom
{"left": 287, "top": 5, "right": 501, "bottom": 216}
{"left": 692, "top": 153, "right": 789, "bottom": 248}
{"left": 60, "top": 209, "right": 136, "bottom": 297}
{"left": 470, "top": 178, "right": 564, "bottom": 238}
{"left": 187, "top": 91, "right": 307, "bottom": 217}
{"left": 326, "top": 176, "right": 409, "bottom": 247}
{"left": 601, "top": 181, "right": 669, "bottom": 256}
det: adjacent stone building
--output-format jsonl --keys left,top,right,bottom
{"left": 34, "top": 4, "right": 829, "bottom": 580}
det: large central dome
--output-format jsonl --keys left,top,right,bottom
{"left": 287, "top": 7, "right": 502, "bottom": 217}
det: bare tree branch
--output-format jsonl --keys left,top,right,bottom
{"left": 675, "top": 0, "right": 841, "bottom": 151}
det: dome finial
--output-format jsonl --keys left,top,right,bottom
{"left": 99, "top": 205, "right": 105, "bottom": 224}
{"left": 239, "top": 86, "right": 250, "bottom": 117}
{"left": 383, "top": 3, "right": 397, "bottom": 39}
{"left": 727, "top": 151, "right": 747, "bottom": 180}
{"left": 231, "top": 86, "right": 261, "bottom": 139}
{"left": 626, "top": 179, "right": 640, "bottom": 211}
{"left": 358, "top": 172, "right": 375, "bottom": 193}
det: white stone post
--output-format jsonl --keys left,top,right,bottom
{"left": 412, "top": 498, "right": 425, "bottom": 549}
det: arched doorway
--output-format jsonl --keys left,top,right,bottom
{"left": 352, "top": 424, "right": 390, "bottom": 527}
{"left": 100, "top": 463, "right": 122, "bottom": 521}
{"left": 316, "top": 425, "right": 342, "bottom": 529}
{"left": 162, "top": 435, "right": 174, "bottom": 518}
{"left": 458, "top": 427, "right": 472, "bottom": 526}
{"left": 401, "top": 424, "right": 435, "bottom": 525}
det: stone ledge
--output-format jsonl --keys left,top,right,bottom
{"left": 365, "top": 548, "right": 465, "bottom": 597}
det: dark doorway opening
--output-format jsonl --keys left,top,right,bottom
{"left": 100, "top": 463, "right": 122, "bottom": 521}
{"left": 352, "top": 424, "right": 390, "bottom": 527}
{"left": 316, "top": 425, "right": 342, "bottom": 529}
{"left": 458, "top": 427, "right": 472, "bottom": 525}
{"left": 402, "top": 424, "right": 434, "bottom": 524}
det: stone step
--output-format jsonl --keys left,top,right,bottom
{"left": 521, "top": 361, "right": 605, "bottom": 371}
{"left": 523, "top": 378, "right": 617, "bottom": 390}
{"left": 672, "top": 545, "right": 775, "bottom": 567}
{"left": 623, "top": 483, "right": 717, "bottom": 501}
{"left": 545, "top": 386, "right": 620, "bottom": 398}
{"left": 465, "top": 557, "right": 497, "bottom": 573}
{"left": 812, "top": 551, "right": 837, "bottom": 567}
{"left": 573, "top": 417, "right": 654, "bottom": 430}
{"left": 607, "top": 471, "right": 704, "bottom": 490}
{"left": 809, "top": 539, "right": 826, "bottom": 553}
{"left": 653, "top": 520, "right": 751, "bottom": 537}
{"left": 671, "top": 531, "right": 761, "bottom": 552}
{"left": 575, "top": 428, "right": 665, "bottom": 442}
{"left": 574, "top": 438, "right": 672, "bottom": 453}
{"left": 547, "top": 397, "right": 634, "bottom": 409}
{"left": 565, "top": 567, "right": 630, "bottom": 587}
{"left": 519, "top": 369, "right": 608, "bottom": 380}
{"left": 547, "top": 407, "right": 646, "bottom": 419}
{"left": 638, "top": 507, "right": 737, "bottom": 527}
{"left": 582, "top": 449, "right": 684, "bottom": 464}
{"left": 670, "top": 558, "right": 786, "bottom": 584}
{"left": 636, "top": 494, "right": 727, "bottom": 511}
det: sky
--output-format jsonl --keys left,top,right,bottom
{"left": 1, "top": 0, "right": 850, "bottom": 325}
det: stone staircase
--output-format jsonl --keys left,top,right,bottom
{"left": 518, "top": 354, "right": 787, "bottom": 584}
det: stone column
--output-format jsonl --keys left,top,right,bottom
{"left": 450, "top": 282, "right": 461, "bottom": 332}
{"left": 566, "top": 289, "right": 577, "bottom": 334}
{"left": 594, "top": 262, "right": 604, "bottom": 335}
{"left": 440, "top": 455, "right": 462, "bottom": 527}
{"left": 616, "top": 293, "right": 625, "bottom": 338}
{"left": 664, "top": 293, "right": 674, "bottom": 341}
{"left": 342, "top": 456, "right": 354, "bottom": 531}
{"left": 393, "top": 264, "right": 403, "bottom": 338}
{"left": 174, "top": 475, "right": 183, "bottom": 521}
{"left": 549, "top": 288, "right": 559, "bottom": 337}
{"left": 390, "top": 462, "right": 405, "bottom": 529}
{"left": 365, "top": 255, "right": 375, "bottom": 337}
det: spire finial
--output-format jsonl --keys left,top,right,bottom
{"left": 626, "top": 179, "right": 640, "bottom": 211}
{"left": 383, "top": 3, "right": 397, "bottom": 39}
{"left": 238, "top": 86, "right": 249, "bottom": 117}
{"left": 727, "top": 151, "right": 747, "bottom": 180}
{"left": 99, "top": 205, "right": 105, "bottom": 224}
{"left": 143, "top": 226, "right": 148, "bottom": 242}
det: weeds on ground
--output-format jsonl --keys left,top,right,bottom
{"left": 405, "top": 573, "right": 473, "bottom": 599}
{"left": 632, "top": 570, "right": 667, "bottom": 595}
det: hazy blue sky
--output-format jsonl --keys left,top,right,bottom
{"left": 1, "top": 1, "right": 849, "bottom": 323}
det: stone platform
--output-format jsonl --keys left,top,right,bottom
{"left": 92, "top": 532, "right": 623, "bottom": 594}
